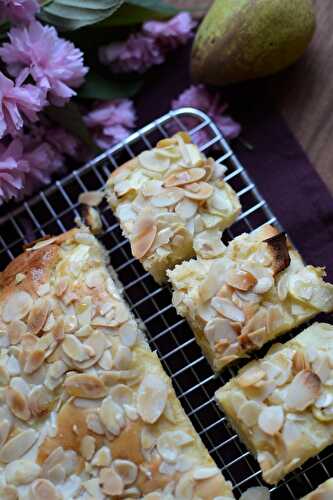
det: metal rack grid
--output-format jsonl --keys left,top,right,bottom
{"left": 0, "top": 107, "right": 332, "bottom": 499}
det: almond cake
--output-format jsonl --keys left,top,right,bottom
{"left": 301, "top": 478, "right": 333, "bottom": 499}
{"left": 0, "top": 228, "right": 234, "bottom": 499}
{"left": 216, "top": 323, "right": 333, "bottom": 485}
{"left": 105, "top": 132, "right": 240, "bottom": 284}
{"left": 168, "top": 225, "right": 333, "bottom": 372}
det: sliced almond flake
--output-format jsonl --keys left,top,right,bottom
{"left": 5, "top": 459, "right": 41, "bottom": 486}
{"left": 211, "top": 297, "right": 245, "bottom": 323}
{"left": 226, "top": 268, "right": 257, "bottom": 291}
{"left": 235, "top": 289, "right": 261, "bottom": 304}
{"left": 139, "top": 150, "right": 170, "bottom": 172}
{"left": 100, "top": 467, "right": 124, "bottom": 496}
{"left": 150, "top": 188, "right": 184, "bottom": 208}
{"left": 86, "top": 412, "right": 105, "bottom": 435}
{"left": 164, "top": 167, "right": 206, "bottom": 188}
{"left": 204, "top": 318, "right": 238, "bottom": 348}
{"left": 6, "top": 387, "right": 31, "bottom": 421}
{"left": 46, "top": 464, "right": 65, "bottom": 484}
{"left": 7, "top": 320, "right": 26, "bottom": 345}
{"left": 30, "top": 479, "right": 60, "bottom": 500}
{"left": 0, "top": 429, "right": 38, "bottom": 463}
{"left": 192, "top": 466, "right": 219, "bottom": 480}
{"left": 137, "top": 373, "right": 168, "bottom": 424}
{"left": 175, "top": 472, "right": 194, "bottom": 499}
{"left": 292, "top": 351, "right": 309, "bottom": 373}
{"left": 15, "top": 272, "right": 26, "bottom": 284}
{"left": 237, "top": 400, "right": 262, "bottom": 427}
{"left": 113, "top": 459, "right": 138, "bottom": 486}
{"left": 197, "top": 302, "right": 217, "bottom": 323}
{"left": 238, "top": 367, "right": 266, "bottom": 388}
{"left": 285, "top": 369, "right": 321, "bottom": 411}
{"left": 315, "top": 392, "right": 333, "bottom": 409}
{"left": 64, "top": 373, "right": 107, "bottom": 399}
{"left": 80, "top": 435, "right": 96, "bottom": 461}
{"left": 76, "top": 296, "right": 93, "bottom": 327}
{"left": 0, "top": 485, "right": 18, "bottom": 499}
{"left": 36, "top": 283, "right": 50, "bottom": 297}
{"left": 23, "top": 349, "right": 45, "bottom": 375}
{"left": 29, "top": 385, "right": 52, "bottom": 417}
{"left": 43, "top": 312, "right": 56, "bottom": 332}
{"left": 109, "top": 384, "right": 133, "bottom": 407}
{"left": 79, "top": 190, "right": 104, "bottom": 207}
{"left": 0, "top": 419, "right": 11, "bottom": 448}
{"left": 100, "top": 397, "right": 125, "bottom": 436}
{"left": 99, "top": 350, "right": 113, "bottom": 370}
{"left": 92, "top": 446, "right": 112, "bottom": 467}
{"left": 199, "top": 261, "right": 227, "bottom": 303}
{"left": 132, "top": 216, "right": 157, "bottom": 259}
{"left": 175, "top": 198, "right": 198, "bottom": 220}
{"left": 27, "top": 298, "right": 50, "bottom": 335}
{"left": 55, "top": 277, "right": 69, "bottom": 297}
{"left": 114, "top": 345, "right": 132, "bottom": 370}
{"left": 62, "top": 335, "right": 89, "bottom": 362}
{"left": 82, "top": 479, "right": 104, "bottom": 500}
{"left": 258, "top": 405, "right": 284, "bottom": 435}
{"left": 2, "top": 291, "right": 33, "bottom": 323}
{"left": 312, "top": 352, "right": 331, "bottom": 383}
{"left": 240, "top": 487, "right": 270, "bottom": 500}
{"left": 182, "top": 143, "right": 203, "bottom": 167}
{"left": 101, "top": 369, "right": 140, "bottom": 386}
{"left": 184, "top": 182, "right": 213, "bottom": 201}
{"left": 72, "top": 331, "right": 106, "bottom": 370}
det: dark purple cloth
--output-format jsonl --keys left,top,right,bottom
{"left": 136, "top": 45, "right": 333, "bottom": 281}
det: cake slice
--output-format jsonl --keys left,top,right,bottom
{"left": 0, "top": 228, "right": 234, "bottom": 499}
{"left": 216, "top": 323, "right": 333, "bottom": 485}
{"left": 168, "top": 225, "right": 333, "bottom": 372}
{"left": 301, "top": 478, "right": 333, "bottom": 499}
{"left": 105, "top": 132, "right": 241, "bottom": 284}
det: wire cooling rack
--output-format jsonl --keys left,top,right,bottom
{"left": 0, "top": 107, "right": 332, "bottom": 499}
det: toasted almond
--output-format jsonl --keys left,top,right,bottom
{"left": 238, "top": 367, "right": 266, "bottom": 388}
{"left": 0, "top": 430, "right": 38, "bottom": 463}
{"left": 54, "top": 277, "right": 69, "bottom": 297}
{"left": 175, "top": 198, "right": 198, "bottom": 220}
{"left": 64, "top": 373, "right": 107, "bottom": 399}
{"left": 79, "top": 190, "right": 104, "bottom": 207}
{"left": 30, "top": 479, "right": 60, "bottom": 500}
{"left": 86, "top": 413, "right": 105, "bottom": 435}
{"left": 27, "top": 299, "right": 50, "bottom": 335}
{"left": 7, "top": 320, "right": 26, "bottom": 345}
{"left": 237, "top": 401, "right": 262, "bottom": 427}
{"left": 29, "top": 385, "right": 52, "bottom": 417}
{"left": 293, "top": 351, "right": 310, "bottom": 373}
{"left": 258, "top": 406, "right": 284, "bottom": 435}
{"left": 312, "top": 352, "right": 331, "bottom": 383}
{"left": 52, "top": 318, "right": 65, "bottom": 343}
{"left": 192, "top": 466, "right": 219, "bottom": 480}
{"left": 100, "top": 467, "right": 124, "bottom": 496}
{"left": 2, "top": 291, "right": 33, "bottom": 323}
{"left": 184, "top": 182, "right": 213, "bottom": 200}
{"left": 138, "top": 150, "right": 169, "bottom": 172}
{"left": 164, "top": 167, "right": 206, "bottom": 188}
{"left": 23, "top": 349, "right": 45, "bottom": 374}
{"left": 100, "top": 397, "right": 125, "bottom": 436}
{"left": 0, "top": 419, "right": 11, "bottom": 448}
{"left": 114, "top": 345, "right": 132, "bottom": 370}
{"left": 6, "top": 387, "right": 31, "bottom": 421}
{"left": 113, "top": 459, "right": 138, "bottom": 486}
{"left": 137, "top": 374, "right": 168, "bottom": 424}
{"left": 285, "top": 370, "right": 321, "bottom": 411}
{"left": 150, "top": 187, "right": 185, "bottom": 208}
{"left": 5, "top": 459, "right": 41, "bottom": 486}
{"left": 204, "top": 318, "right": 238, "bottom": 348}
{"left": 211, "top": 297, "right": 245, "bottom": 323}
{"left": 80, "top": 435, "right": 96, "bottom": 461}
{"left": 72, "top": 331, "right": 106, "bottom": 369}
{"left": 92, "top": 446, "right": 112, "bottom": 467}
{"left": 28, "top": 237, "right": 57, "bottom": 251}
{"left": 0, "top": 485, "right": 18, "bottom": 499}
{"left": 226, "top": 268, "right": 257, "bottom": 291}
{"left": 62, "top": 335, "right": 89, "bottom": 362}
{"left": 132, "top": 216, "right": 157, "bottom": 259}
{"left": 199, "top": 261, "right": 227, "bottom": 303}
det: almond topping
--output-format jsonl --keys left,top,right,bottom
{"left": 7, "top": 320, "right": 26, "bottom": 345}
{"left": 113, "top": 459, "right": 138, "bottom": 485}
{"left": 238, "top": 367, "right": 266, "bottom": 388}
{"left": 30, "top": 479, "right": 60, "bottom": 500}
{"left": 64, "top": 373, "right": 107, "bottom": 399}
{"left": 80, "top": 435, "right": 96, "bottom": 461}
{"left": 132, "top": 216, "right": 157, "bottom": 259}
{"left": 184, "top": 182, "right": 213, "bottom": 200}
{"left": 6, "top": 387, "right": 31, "bottom": 421}
{"left": 237, "top": 401, "right": 262, "bottom": 427}
{"left": 211, "top": 297, "right": 245, "bottom": 323}
{"left": 2, "top": 291, "right": 33, "bottom": 323}
{"left": 137, "top": 374, "right": 168, "bottom": 424}
{"left": 5, "top": 459, "right": 41, "bottom": 486}
{"left": 164, "top": 167, "right": 206, "bottom": 188}
{"left": 79, "top": 190, "right": 104, "bottom": 207}
{"left": 0, "top": 429, "right": 38, "bottom": 463}
{"left": 62, "top": 335, "right": 89, "bottom": 362}
{"left": 27, "top": 299, "right": 50, "bottom": 335}
{"left": 100, "top": 397, "right": 125, "bottom": 436}
{"left": 258, "top": 406, "right": 284, "bottom": 435}
{"left": 150, "top": 188, "right": 184, "bottom": 207}
{"left": 293, "top": 351, "right": 310, "bottom": 373}
{"left": 226, "top": 268, "right": 257, "bottom": 291}
{"left": 285, "top": 370, "right": 321, "bottom": 411}
{"left": 23, "top": 349, "right": 45, "bottom": 374}
{"left": 100, "top": 467, "right": 124, "bottom": 496}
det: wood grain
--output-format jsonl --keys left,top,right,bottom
{"left": 268, "top": 0, "right": 333, "bottom": 193}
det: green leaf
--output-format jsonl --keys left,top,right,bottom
{"left": 39, "top": 0, "right": 125, "bottom": 31}
{"left": 45, "top": 102, "right": 94, "bottom": 149}
{"left": 100, "top": 1, "right": 176, "bottom": 26}
{"left": 126, "top": 0, "right": 178, "bottom": 15}
{"left": 78, "top": 73, "right": 143, "bottom": 100}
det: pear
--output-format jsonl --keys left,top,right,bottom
{"left": 191, "top": 0, "right": 316, "bottom": 85}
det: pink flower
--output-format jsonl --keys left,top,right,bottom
{"left": 0, "top": 21, "right": 89, "bottom": 105}
{"left": 0, "top": 138, "right": 29, "bottom": 204}
{"left": 99, "top": 11, "right": 195, "bottom": 74}
{"left": 99, "top": 34, "right": 164, "bottom": 74}
{"left": 0, "top": 0, "right": 39, "bottom": 25}
{"left": 143, "top": 12, "right": 196, "bottom": 50}
{"left": 23, "top": 142, "right": 63, "bottom": 195}
{"left": 172, "top": 84, "right": 241, "bottom": 144}
{"left": 45, "top": 127, "right": 80, "bottom": 158}
{"left": 84, "top": 99, "right": 136, "bottom": 149}
{"left": 0, "top": 71, "right": 45, "bottom": 139}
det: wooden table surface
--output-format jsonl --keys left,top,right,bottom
{"left": 173, "top": 0, "right": 333, "bottom": 194}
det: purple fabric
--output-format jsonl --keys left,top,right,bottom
{"left": 136, "top": 44, "right": 333, "bottom": 282}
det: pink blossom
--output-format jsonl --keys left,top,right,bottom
{"left": 84, "top": 99, "right": 136, "bottom": 149}
{"left": 0, "top": 0, "right": 39, "bottom": 25}
{"left": 45, "top": 127, "right": 80, "bottom": 158}
{"left": 0, "top": 138, "right": 29, "bottom": 204}
{"left": 0, "top": 21, "right": 89, "bottom": 106}
{"left": 172, "top": 84, "right": 241, "bottom": 144}
{"left": 99, "top": 34, "right": 164, "bottom": 74}
{"left": 23, "top": 142, "right": 63, "bottom": 195}
{"left": 0, "top": 71, "right": 45, "bottom": 139}
{"left": 99, "top": 11, "right": 195, "bottom": 74}
{"left": 143, "top": 12, "right": 196, "bottom": 50}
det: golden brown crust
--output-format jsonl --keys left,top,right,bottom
{"left": 264, "top": 232, "right": 291, "bottom": 275}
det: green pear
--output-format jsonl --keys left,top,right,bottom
{"left": 191, "top": 0, "right": 316, "bottom": 85}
